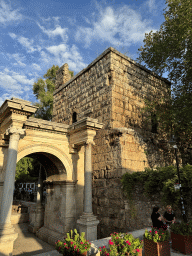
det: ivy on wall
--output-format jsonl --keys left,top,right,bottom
{"left": 121, "top": 165, "right": 192, "bottom": 219}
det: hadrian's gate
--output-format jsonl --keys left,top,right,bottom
{"left": 0, "top": 97, "right": 102, "bottom": 256}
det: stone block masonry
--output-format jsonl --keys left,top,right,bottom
{"left": 53, "top": 47, "right": 173, "bottom": 239}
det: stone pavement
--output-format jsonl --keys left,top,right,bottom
{"left": 13, "top": 223, "right": 55, "bottom": 256}
{"left": 13, "top": 222, "right": 187, "bottom": 256}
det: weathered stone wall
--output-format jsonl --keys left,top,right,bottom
{"left": 93, "top": 178, "right": 183, "bottom": 239}
{"left": 53, "top": 47, "right": 171, "bottom": 173}
{"left": 109, "top": 50, "right": 170, "bottom": 131}
{"left": 53, "top": 50, "right": 112, "bottom": 126}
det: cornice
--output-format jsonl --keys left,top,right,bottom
{"left": 24, "top": 117, "right": 69, "bottom": 134}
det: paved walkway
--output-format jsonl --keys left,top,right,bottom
{"left": 13, "top": 223, "right": 55, "bottom": 256}
{"left": 12, "top": 222, "right": 187, "bottom": 256}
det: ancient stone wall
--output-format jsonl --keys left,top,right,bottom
{"left": 109, "top": 50, "right": 170, "bottom": 131}
{"left": 52, "top": 50, "right": 113, "bottom": 127}
{"left": 93, "top": 178, "right": 183, "bottom": 239}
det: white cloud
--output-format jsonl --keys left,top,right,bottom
{"left": 9, "top": 33, "right": 41, "bottom": 53}
{"left": 75, "top": 5, "right": 157, "bottom": 48}
{"left": 0, "top": 69, "right": 34, "bottom": 94}
{"left": 0, "top": 0, "right": 23, "bottom": 25}
{"left": 146, "top": 0, "right": 157, "bottom": 13}
{"left": 37, "top": 23, "right": 68, "bottom": 42}
{"left": 42, "top": 44, "right": 87, "bottom": 72}
{"left": 32, "top": 63, "right": 41, "bottom": 71}
{"left": 6, "top": 53, "right": 26, "bottom": 67}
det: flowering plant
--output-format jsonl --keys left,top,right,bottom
{"left": 55, "top": 229, "right": 91, "bottom": 255}
{"left": 99, "top": 232, "right": 143, "bottom": 256}
{"left": 144, "top": 227, "right": 170, "bottom": 243}
{"left": 170, "top": 220, "right": 192, "bottom": 236}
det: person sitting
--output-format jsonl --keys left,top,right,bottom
{"left": 151, "top": 206, "right": 167, "bottom": 230}
{"left": 163, "top": 205, "right": 176, "bottom": 226}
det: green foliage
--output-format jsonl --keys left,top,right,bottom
{"left": 55, "top": 229, "right": 91, "bottom": 255}
{"left": 33, "top": 65, "right": 59, "bottom": 121}
{"left": 144, "top": 227, "right": 170, "bottom": 242}
{"left": 15, "top": 157, "right": 38, "bottom": 183}
{"left": 170, "top": 220, "right": 192, "bottom": 236}
{"left": 33, "top": 65, "right": 74, "bottom": 121}
{"left": 137, "top": 0, "right": 192, "bottom": 164}
{"left": 15, "top": 157, "right": 42, "bottom": 183}
{"left": 121, "top": 165, "right": 192, "bottom": 218}
{"left": 99, "top": 232, "right": 143, "bottom": 256}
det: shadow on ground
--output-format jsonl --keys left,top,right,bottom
{"left": 13, "top": 222, "right": 55, "bottom": 256}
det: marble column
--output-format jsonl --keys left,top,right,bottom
{"left": 0, "top": 127, "right": 25, "bottom": 256}
{"left": 84, "top": 143, "right": 93, "bottom": 214}
{"left": 28, "top": 164, "right": 44, "bottom": 233}
{"left": 77, "top": 142, "right": 99, "bottom": 242}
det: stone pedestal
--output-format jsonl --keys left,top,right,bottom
{"left": 0, "top": 223, "right": 18, "bottom": 256}
{"left": 28, "top": 204, "right": 44, "bottom": 233}
{"left": 77, "top": 212, "right": 99, "bottom": 241}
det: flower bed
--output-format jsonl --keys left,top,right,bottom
{"left": 55, "top": 229, "right": 91, "bottom": 255}
{"left": 99, "top": 232, "right": 143, "bottom": 256}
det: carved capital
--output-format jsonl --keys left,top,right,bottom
{"left": 85, "top": 140, "right": 95, "bottom": 146}
{"left": 6, "top": 127, "right": 25, "bottom": 136}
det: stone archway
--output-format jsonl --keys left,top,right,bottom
{"left": 0, "top": 97, "right": 103, "bottom": 255}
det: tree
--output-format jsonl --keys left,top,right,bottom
{"left": 33, "top": 65, "right": 60, "bottom": 120}
{"left": 33, "top": 65, "right": 74, "bottom": 120}
{"left": 137, "top": 0, "right": 192, "bottom": 164}
{"left": 15, "top": 157, "right": 38, "bottom": 183}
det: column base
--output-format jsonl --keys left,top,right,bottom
{"left": 0, "top": 223, "right": 18, "bottom": 256}
{"left": 77, "top": 212, "right": 99, "bottom": 241}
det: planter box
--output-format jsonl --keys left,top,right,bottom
{"left": 171, "top": 232, "right": 192, "bottom": 255}
{"left": 144, "top": 238, "right": 170, "bottom": 256}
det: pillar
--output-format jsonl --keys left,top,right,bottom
{"left": 77, "top": 143, "right": 99, "bottom": 242}
{"left": 0, "top": 127, "right": 25, "bottom": 256}
{"left": 28, "top": 164, "right": 44, "bottom": 233}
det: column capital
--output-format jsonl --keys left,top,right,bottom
{"left": 84, "top": 140, "right": 95, "bottom": 146}
{"left": 5, "top": 127, "right": 25, "bottom": 136}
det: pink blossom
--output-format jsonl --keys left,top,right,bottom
{"left": 80, "top": 242, "right": 83, "bottom": 244}
{"left": 85, "top": 247, "right": 87, "bottom": 249}
{"left": 77, "top": 249, "right": 79, "bottom": 252}
{"left": 71, "top": 241, "right": 73, "bottom": 244}
{"left": 64, "top": 243, "right": 66, "bottom": 245}
{"left": 103, "top": 246, "right": 106, "bottom": 248}
{"left": 155, "top": 231, "right": 158, "bottom": 234}
{"left": 109, "top": 240, "right": 114, "bottom": 245}
{"left": 149, "top": 231, "right": 152, "bottom": 233}
{"left": 136, "top": 249, "right": 140, "bottom": 252}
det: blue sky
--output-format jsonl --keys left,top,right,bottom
{"left": 0, "top": 0, "right": 168, "bottom": 106}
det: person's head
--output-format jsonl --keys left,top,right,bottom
{"left": 152, "top": 206, "right": 160, "bottom": 214}
{"left": 166, "top": 205, "right": 172, "bottom": 213}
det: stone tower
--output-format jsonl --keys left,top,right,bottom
{"left": 52, "top": 47, "right": 171, "bottom": 238}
